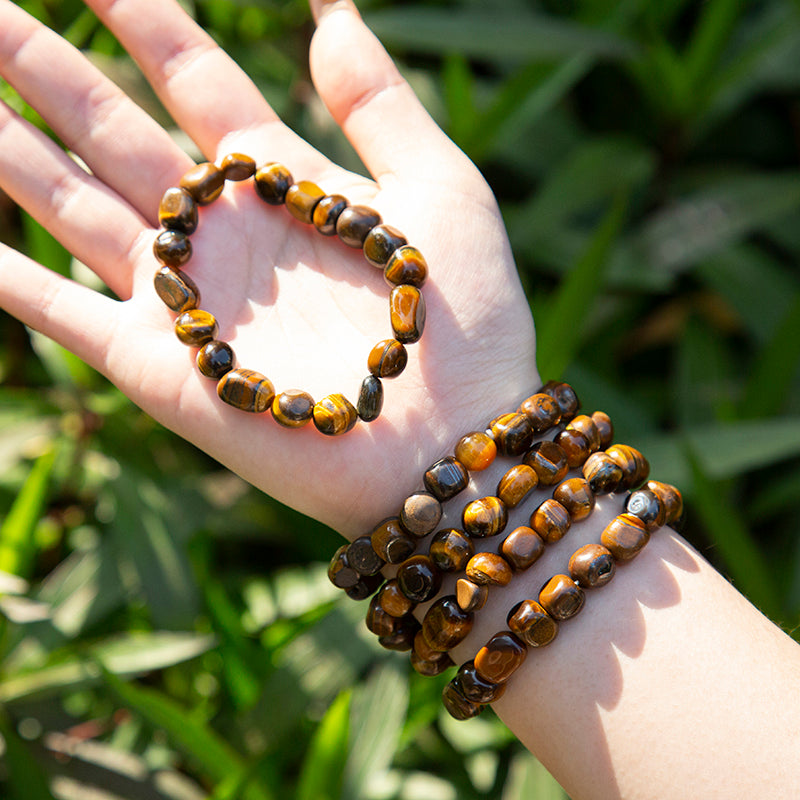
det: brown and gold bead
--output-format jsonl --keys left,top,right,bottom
{"left": 313, "top": 394, "right": 358, "bottom": 436}
{"left": 346, "top": 535, "right": 385, "bottom": 577}
{"left": 196, "top": 340, "right": 234, "bottom": 379}
{"left": 220, "top": 153, "right": 256, "bottom": 181}
{"left": 538, "top": 574, "right": 585, "bottom": 620}
{"left": 254, "top": 162, "right": 293, "bottom": 205}
{"left": 501, "top": 526, "right": 545, "bottom": 571}
{"left": 496, "top": 464, "right": 538, "bottom": 508}
{"left": 442, "top": 682, "right": 483, "bottom": 720}
{"left": 384, "top": 245, "right": 428, "bottom": 287}
{"left": 424, "top": 457, "right": 469, "bottom": 502}
{"left": 285, "top": 180, "right": 325, "bottom": 223}
{"left": 378, "top": 579, "right": 414, "bottom": 618}
{"left": 474, "top": 631, "right": 527, "bottom": 684}
{"left": 154, "top": 229, "right": 192, "bottom": 268}
{"left": 179, "top": 162, "right": 225, "bottom": 205}
{"left": 456, "top": 578, "right": 489, "bottom": 612}
{"left": 454, "top": 431, "right": 497, "bottom": 472}
{"left": 517, "top": 392, "right": 561, "bottom": 433}
{"left": 507, "top": 599, "right": 558, "bottom": 648}
{"left": 400, "top": 492, "right": 442, "bottom": 538}
{"left": 175, "top": 308, "right": 217, "bottom": 346}
{"left": 454, "top": 661, "right": 507, "bottom": 704}
{"left": 430, "top": 528, "right": 474, "bottom": 572}
{"left": 422, "top": 595, "right": 474, "bottom": 651}
{"left": 530, "top": 498, "right": 571, "bottom": 543}
{"left": 364, "top": 224, "right": 407, "bottom": 267}
{"left": 553, "top": 477, "right": 595, "bottom": 522}
{"left": 523, "top": 440, "right": 569, "bottom": 486}
{"left": 487, "top": 412, "right": 534, "bottom": 457}
{"left": 465, "top": 552, "right": 513, "bottom": 587}
{"left": 356, "top": 375, "right": 383, "bottom": 422}
{"left": 312, "top": 194, "right": 348, "bottom": 236}
{"left": 336, "top": 205, "right": 381, "bottom": 248}
{"left": 272, "top": 390, "right": 315, "bottom": 428}
{"left": 582, "top": 451, "right": 623, "bottom": 494}
{"left": 396, "top": 555, "right": 442, "bottom": 603}
{"left": 600, "top": 513, "right": 650, "bottom": 561}
{"left": 370, "top": 517, "right": 416, "bottom": 564}
{"left": 568, "top": 543, "right": 615, "bottom": 588}
{"left": 217, "top": 368, "right": 275, "bottom": 413}
{"left": 389, "top": 285, "right": 426, "bottom": 344}
{"left": 540, "top": 380, "right": 580, "bottom": 421}
{"left": 368, "top": 338, "right": 408, "bottom": 379}
{"left": 158, "top": 187, "right": 198, "bottom": 235}
{"left": 462, "top": 496, "right": 508, "bottom": 539}
{"left": 154, "top": 266, "right": 199, "bottom": 313}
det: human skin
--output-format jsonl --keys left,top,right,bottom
{"left": 0, "top": 1, "right": 798, "bottom": 797}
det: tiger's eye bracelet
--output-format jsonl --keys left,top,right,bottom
{"left": 152, "top": 154, "right": 428, "bottom": 436}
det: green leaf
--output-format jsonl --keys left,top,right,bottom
{"left": 502, "top": 750, "right": 568, "bottom": 800}
{"left": 0, "top": 709, "right": 57, "bottom": 800}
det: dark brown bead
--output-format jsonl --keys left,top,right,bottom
{"left": 344, "top": 572, "right": 383, "bottom": 601}
{"left": 411, "top": 649, "right": 453, "bottom": 677}
{"left": 606, "top": 444, "right": 649, "bottom": 490}
{"left": 462, "top": 496, "right": 508, "bottom": 539}
{"left": 555, "top": 428, "right": 592, "bottom": 469}
{"left": 285, "top": 180, "right": 325, "bottom": 223}
{"left": 175, "top": 308, "right": 217, "bottom": 346}
{"left": 625, "top": 488, "right": 666, "bottom": 532}
{"left": 569, "top": 543, "right": 615, "bottom": 588}
{"left": 455, "top": 661, "right": 506, "bottom": 704}
{"left": 601, "top": 513, "right": 650, "bottom": 561}
{"left": 582, "top": 451, "right": 623, "bottom": 494}
{"left": 423, "top": 457, "right": 468, "bottom": 502}
{"left": 179, "top": 162, "right": 225, "bottom": 205}
{"left": 496, "top": 464, "right": 538, "bottom": 509}
{"left": 312, "top": 394, "right": 358, "bottom": 436}
{"left": 158, "top": 187, "right": 198, "bottom": 234}
{"left": 217, "top": 368, "right": 275, "bottom": 413}
{"left": 422, "top": 595, "right": 473, "bottom": 651}
{"left": 271, "top": 390, "right": 314, "bottom": 428}
{"left": 371, "top": 517, "right": 416, "bottom": 564}
{"left": 442, "top": 682, "right": 483, "bottom": 720}
{"left": 553, "top": 477, "right": 595, "bottom": 522}
{"left": 196, "top": 340, "right": 234, "bottom": 379}
{"left": 523, "top": 441, "right": 569, "bottom": 486}
{"left": 530, "top": 498, "right": 571, "bottom": 543}
{"left": 254, "top": 162, "right": 293, "bottom": 205}
{"left": 367, "top": 339, "right": 407, "bottom": 378}
{"left": 454, "top": 432, "right": 497, "bottom": 471}
{"left": 346, "top": 535, "right": 384, "bottom": 576}
{"left": 487, "top": 412, "right": 534, "bottom": 456}
{"left": 153, "top": 229, "right": 192, "bottom": 267}
{"left": 507, "top": 600, "right": 558, "bottom": 648}
{"left": 378, "top": 579, "right": 413, "bottom": 618}
{"left": 396, "top": 555, "right": 442, "bottom": 603}
{"left": 540, "top": 380, "right": 580, "bottom": 421}
{"left": 220, "top": 153, "right": 256, "bottom": 181}
{"left": 414, "top": 629, "right": 444, "bottom": 662}
{"left": 517, "top": 392, "right": 561, "bottom": 433}
{"left": 312, "top": 194, "right": 348, "bottom": 235}
{"left": 501, "top": 526, "right": 545, "bottom": 571}
{"left": 154, "top": 266, "right": 200, "bottom": 312}
{"left": 384, "top": 245, "right": 428, "bottom": 288}
{"left": 592, "top": 411, "right": 614, "bottom": 448}
{"left": 430, "top": 528, "right": 474, "bottom": 572}
{"left": 539, "top": 574, "right": 585, "bottom": 620}
{"left": 647, "top": 480, "right": 683, "bottom": 526}
{"left": 363, "top": 224, "right": 408, "bottom": 268}
{"left": 366, "top": 594, "right": 397, "bottom": 637}
{"left": 356, "top": 375, "right": 383, "bottom": 422}
{"left": 389, "top": 285, "right": 426, "bottom": 344}
{"left": 474, "top": 631, "right": 527, "bottom": 684}
{"left": 566, "top": 415, "right": 601, "bottom": 452}
{"left": 456, "top": 578, "right": 488, "bottom": 612}
{"left": 336, "top": 205, "right": 382, "bottom": 248}
{"left": 378, "top": 614, "right": 419, "bottom": 651}
{"left": 328, "top": 544, "right": 359, "bottom": 589}
{"left": 400, "top": 492, "right": 442, "bottom": 538}
{"left": 466, "top": 552, "right": 513, "bottom": 587}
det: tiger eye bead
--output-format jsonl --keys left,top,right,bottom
{"left": 523, "top": 441, "right": 569, "bottom": 486}
{"left": 507, "top": 600, "right": 558, "bottom": 648}
{"left": 601, "top": 513, "right": 650, "bottom": 561}
{"left": 254, "top": 162, "right": 293, "bottom": 205}
{"left": 179, "top": 162, "right": 225, "bottom": 205}
{"left": 371, "top": 518, "right": 416, "bottom": 564}
{"left": 366, "top": 595, "right": 397, "bottom": 637}
{"left": 345, "top": 572, "right": 383, "bottom": 601}
{"left": 336, "top": 205, "right": 382, "bottom": 248}
{"left": 423, "top": 457, "right": 469, "bottom": 502}
{"left": 567, "top": 415, "right": 601, "bottom": 452}
{"left": 384, "top": 245, "right": 428, "bottom": 288}
{"left": 474, "top": 632, "right": 527, "bottom": 684}
{"left": 411, "top": 648, "right": 453, "bottom": 677}
{"left": 455, "top": 661, "right": 506, "bottom": 704}
{"left": 442, "top": 682, "right": 483, "bottom": 720}
{"left": 196, "top": 340, "right": 234, "bottom": 379}
{"left": 501, "top": 526, "right": 545, "bottom": 571}
{"left": 389, "top": 285, "right": 426, "bottom": 344}
{"left": 569, "top": 543, "right": 615, "bottom": 588}
{"left": 422, "top": 596, "right": 473, "bottom": 651}
{"left": 378, "top": 579, "right": 414, "bottom": 617}
{"left": 285, "top": 180, "right": 325, "bottom": 223}
{"left": 328, "top": 545, "right": 359, "bottom": 589}
{"left": 430, "top": 528, "right": 474, "bottom": 572}
{"left": 220, "top": 153, "right": 256, "bottom": 181}
{"left": 456, "top": 578, "right": 488, "bottom": 612}
{"left": 582, "top": 451, "right": 623, "bottom": 494}
{"left": 496, "top": 464, "right": 538, "bottom": 509}
{"left": 217, "top": 368, "right": 275, "bottom": 413}
{"left": 175, "top": 309, "right": 217, "bottom": 346}
{"left": 625, "top": 488, "right": 666, "bottom": 531}
{"left": 378, "top": 615, "right": 419, "bottom": 651}
{"left": 592, "top": 411, "right": 614, "bottom": 448}
{"left": 553, "top": 477, "right": 595, "bottom": 522}
{"left": 368, "top": 339, "right": 408, "bottom": 378}
{"left": 346, "top": 535, "right": 384, "bottom": 577}
{"left": 530, "top": 499, "right": 571, "bottom": 543}
{"left": 272, "top": 390, "right": 314, "bottom": 428}
{"left": 454, "top": 432, "right": 497, "bottom": 472}
{"left": 313, "top": 394, "right": 358, "bottom": 436}
{"left": 539, "top": 574, "right": 585, "bottom": 620}
{"left": 396, "top": 555, "right": 442, "bottom": 603}
{"left": 462, "top": 496, "right": 508, "bottom": 539}
{"left": 647, "top": 480, "right": 683, "bottom": 526}
{"left": 158, "top": 187, "right": 198, "bottom": 235}
{"left": 517, "top": 392, "right": 561, "bottom": 433}
{"left": 487, "top": 412, "right": 534, "bottom": 457}
{"left": 356, "top": 375, "right": 383, "bottom": 422}
{"left": 154, "top": 266, "right": 200, "bottom": 312}
{"left": 555, "top": 428, "right": 592, "bottom": 469}
{"left": 606, "top": 444, "right": 649, "bottom": 490}
{"left": 466, "top": 552, "right": 513, "bottom": 587}
{"left": 153, "top": 229, "right": 192, "bottom": 267}
{"left": 364, "top": 224, "right": 408, "bottom": 268}
{"left": 400, "top": 492, "right": 442, "bottom": 538}
{"left": 312, "top": 194, "right": 348, "bottom": 235}
{"left": 540, "top": 380, "right": 580, "bottom": 421}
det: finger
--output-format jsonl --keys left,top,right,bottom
{"left": 0, "top": 101, "right": 149, "bottom": 300}
{"left": 0, "top": 0, "right": 192, "bottom": 223}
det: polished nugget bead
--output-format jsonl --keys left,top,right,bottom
{"left": 625, "top": 488, "right": 666, "bottom": 531}
{"left": 456, "top": 578, "right": 488, "bottom": 612}
{"left": 345, "top": 572, "right": 383, "bottom": 601}
{"left": 422, "top": 596, "right": 473, "bottom": 651}
{"left": 396, "top": 555, "right": 442, "bottom": 603}
{"left": 217, "top": 368, "right": 275, "bottom": 412}
{"left": 601, "top": 513, "right": 650, "bottom": 561}
{"left": 530, "top": 498, "right": 571, "bottom": 543}
{"left": 555, "top": 428, "right": 592, "bottom": 469}
{"left": 414, "top": 629, "right": 446, "bottom": 662}
{"left": 271, "top": 390, "right": 314, "bottom": 428}
{"left": 646, "top": 480, "right": 683, "bottom": 526}
{"left": 423, "top": 457, "right": 468, "bottom": 502}
{"left": 254, "top": 162, "right": 293, "bottom": 205}
{"left": 336, "top": 205, "right": 381, "bottom": 248}
{"left": 454, "top": 432, "right": 496, "bottom": 472}
{"left": 154, "top": 266, "right": 199, "bottom": 312}
{"left": 378, "top": 579, "right": 413, "bottom": 618}
{"left": 364, "top": 224, "right": 408, "bottom": 267}
{"left": 539, "top": 574, "right": 585, "bottom": 620}
{"left": 312, "top": 194, "right": 348, "bottom": 235}
{"left": 158, "top": 187, "right": 198, "bottom": 234}
{"left": 313, "top": 394, "right": 358, "bottom": 436}
{"left": 540, "top": 380, "right": 580, "bottom": 421}
{"left": 569, "top": 543, "right": 615, "bottom": 588}
{"left": 430, "top": 528, "right": 474, "bottom": 572}
{"left": 487, "top": 412, "right": 534, "bottom": 456}
{"left": 517, "top": 392, "right": 561, "bottom": 433}
{"left": 285, "top": 180, "right": 325, "bottom": 223}
{"left": 496, "top": 464, "right": 538, "bottom": 508}
{"left": 384, "top": 245, "right": 428, "bottom": 288}
{"left": 474, "top": 631, "right": 527, "bottom": 684}
{"left": 196, "top": 340, "right": 234, "bottom": 379}
{"left": 389, "top": 285, "right": 426, "bottom": 344}
{"left": 366, "top": 594, "right": 397, "bottom": 637}
{"left": 220, "top": 153, "right": 256, "bottom": 181}
{"left": 368, "top": 339, "right": 407, "bottom": 378}
{"left": 553, "top": 477, "right": 595, "bottom": 522}
{"left": 175, "top": 309, "right": 217, "bottom": 346}
{"left": 501, "top": 526, "right": 545, "bottom": 571}
{"left": 400, "top": 492, "right": 442, "bottom": 537}
{"left": 378, "top": 615, "right": 419, "bottom": 651}
{"left": 462, "top": 496, "right": 508, "bottom": 539}
{"left": 507, "top": 600, "right": 558, "bottom": 647}
{"left": 582, "top": 451, "right": 623, "bottom": 494}
{"left": 567, "top": 414, "right": 601, "bottom": 452}
{"left": 356, "top": 375, "right": 383, "bottom": 422}
{"left": 442, "top": 682, "right": 483, "bottom": 720}
{"left": 328, "top": 544, "right": 359, "bottom": 589}
{"left": 592, "top": 411, "right": 614, "bottom": 448}
{"left": 466, "top": 552, "right": 513, "bottom": 587}
{"left": 411, "top": 649, "right": 453, "bottom": 677}
{"left": 346, "top": 535, "right": 384, "bottom": 576}
{"left": 371, "top": 517, "right": 416, "bottom": 564}
{"left": 455, "top": 661, "right": 506, "bottom": 704}
{"left": 523, "top": 441, "right": 569, "bottom": 486}
{"left": 606, "top": 444, "right": 649, "bottom": 490}
{"left": 153, "top": 229, "right": 191, "bottom": 267}
{"left": 180, "top": 162, "right": 225, "bottom": 205}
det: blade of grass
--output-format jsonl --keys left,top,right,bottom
{"left": 0, "top": 708, "right": 57, "bottom": 800}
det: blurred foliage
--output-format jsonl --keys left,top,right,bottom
{"left": 1, "top": 0, "right": 800, "bottom": 797}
